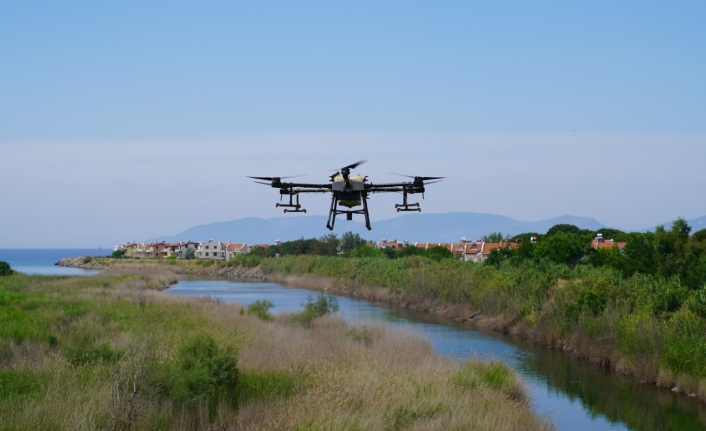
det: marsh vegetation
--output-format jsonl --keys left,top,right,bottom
{"left": 0, "top": 272, "right": 548, "bottom": 431}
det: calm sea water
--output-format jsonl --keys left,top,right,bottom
{"left": 0, "top": 249, "right": 103, "bottom": 275}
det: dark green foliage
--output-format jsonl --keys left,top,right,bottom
{"left": 351, "top": 244, "right": 386, "bottom": 258}
{"left": 0, "top": 261, "right": 13, "bottom": 276}
{"left": 424, "top": 246, "right": 454, "bottom": 261}
{"left": 291, "top": 294, "right": 339, "bottom": 326}
{"left": 184, "top": 247, "right": 196, "bottom": 260}
{"left": 64, "top": 342, "right": 122, "bottom": 366}
{"left": 167, "top": 334, "right": 239, "bottom": 414}
{"left": 235, "top": 369, "right": 295, "bottom": 403}
{"left": 341, "top": 231, "right": 368, "bottom": 254}
{"left": 482, "top": 232, "right": 504, "bottom": 242}
{"left": 83, "top": 255, "right": 93, "bottom": 264}
{"left": 247, "top": 299, "right": 274, "bottom": 320}
{"left": 0, "top": 370, "right": 45, "bottom": 400}
{"left": 564, "top": 291, "right": 608, "bottom": 323}
{"left": 533, "top": 232, "right": 591, "bottom": 267}
{"left": 546, "top": 224, "right": 591, "bottom": 237}
{"left": 111, "top": 249, "right": 125, "bottom": 259}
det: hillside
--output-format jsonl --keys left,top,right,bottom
{"left": 150, "top": 212, "right": 608, "bottom": 244}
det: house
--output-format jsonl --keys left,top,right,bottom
{"left": 120, "top": 241, "right": 137, "bottom": 258}
{"left": 175, "top": 240, "right": 199, "bottom": 259}
{"left": 462, "top": 238, "right": 519, "bottom": 263}
{"left": 378, "top": 239, "right": 408, "bottom": 250}
{"left": 150, "top": 241, "right": 169, "bottom": 258}
{"left": 592, "top": 234, "right": 626, "bottom": 252}
{"left": 198, "top": 240, "right": 225, "bottom": 260}
{"left": 224, "top": 242, "right": 249, "bottom": 260}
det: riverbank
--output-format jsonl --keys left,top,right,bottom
{"left": 0, "top": 272, "right": 549, "bottom": 430}
{"left": 56, "top": 255, "right": 706, "bottom": 402}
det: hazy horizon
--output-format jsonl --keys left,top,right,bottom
{"left": 2, "top": 2, "right": 704, "bottom": 247}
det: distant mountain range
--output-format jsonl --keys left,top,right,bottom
{"left": 640, "top": 215, "right": 706, "bottom": 233}
{"left": 149, "top": 212, "right": 609, "bottom": 244}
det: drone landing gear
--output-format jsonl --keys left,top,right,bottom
{"left": 326, "top": 192, "right": 371, "bottom": 231}
{"left": 277, "top": 193, "right": 307, "bottom": 214}
{"left": 395, "top": 191, "right": 422, "bottom": 212}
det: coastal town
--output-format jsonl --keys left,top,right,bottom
{"left": 113, "top": 234, "right": 626, "bottom": 264}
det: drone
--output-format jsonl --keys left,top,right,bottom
{"left": 249, "top": 161, "right": 443, "bottom": 230}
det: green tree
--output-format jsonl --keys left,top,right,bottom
{"left": 184, "top": 247, "right": 196, "bottom": 260}
{"left": 351, "top": 244, "right": 386, "bottom": 258}
{"left": 483, "top": 232, "right": 504, "bottom": 243}
{"left": 424, "top": 245, "right": 454, "bottom": 261}
{"left": 533, "top": 232, "right": 591, "bottom": 267}
{"left": 341, "top": 231, "right": 367, "bottom": 254}
{"left": 0, "top": 261, "right": 13, "bottom": 276}
{"left": 111, "top": 249, "right": 125, "bottom": 259}
{"left": 545, "top": 224, "right": 591, "bottom": 237}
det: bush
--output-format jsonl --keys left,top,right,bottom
{"left": 167, "top": 334, "right": 239, "bottom": 416}
{"left": 0, "top": 261, "right": 12, "bottom": 276}
{"left": 291, "top": 294, "right": 340, "bottom": 326}
{"left": 82, "top": 255, "right": 93, "bottom": 264}
{"left": 111, "top": 250, "right": 125, "bottom": 259}
{"left": 184, "top": 248, "right": 196, "bottom": 260}
{"left": 247, "top": 299, "right": 274, "bottom": 321}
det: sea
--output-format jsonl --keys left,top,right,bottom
{"left": 0, "top": 249, "right": 104, "bottom": 276}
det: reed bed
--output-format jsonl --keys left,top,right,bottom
{"left": 0, "top": 273, "right": 550, "bottom": 431}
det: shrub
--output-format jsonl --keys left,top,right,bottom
{"left": 0, "top": 261, "right": 13, "bottom": 276}
{"left": 111, "top": 250, "right": 125, "bottom": 259}
{"left": 247, "top": 299, "right": 274, "bottom": 321}
{"left": 64, "top": 342, "right": 122, "bottom": 366}
{"left": 235, "top": 370, "right": 295, "bottom": 403}
{"left": 291, "top": 294, "right": 340, "bottom": 326}
{"left": 82, "top": 255, "right": 93, "bottom": 264}
{"left": 167, "top": 334, "right": 239, "bottom": 415}
{"left": 184, "top": 248, "right": 196, "bottom": 260}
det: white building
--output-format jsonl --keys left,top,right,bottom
{"left": 197, "top": 240, "right": 225, "bottom": 260}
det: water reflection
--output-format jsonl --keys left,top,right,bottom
{"left": 166, "top": 278, "right": 706, "bottom": 431}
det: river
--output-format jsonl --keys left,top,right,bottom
{"left": 166, "top": 277, "right": 706, "bottom": 431}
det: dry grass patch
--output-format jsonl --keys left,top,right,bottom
{"left": 0, "top": 273, "right": 551, "bottom": 431}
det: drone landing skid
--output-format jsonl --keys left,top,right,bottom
{"left": 395, "top": 191, "right": 422, "bottom": 212}
{"left": 326, "top": 192, "right": 371, "bottom": 231}
{"left": 277, "top": 193, "right": 307, "bottom": 213}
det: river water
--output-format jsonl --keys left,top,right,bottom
{"left": 166, "top": 278, "right": 706, "bottom": 431}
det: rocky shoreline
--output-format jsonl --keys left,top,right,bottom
{"left": 209, "top": 265, "right": 271, "bottom": 280}
{"left": 56, "top": 257, "right": 106, "bottom": 269}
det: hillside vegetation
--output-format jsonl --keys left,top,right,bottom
{"left": 0, "top": 272, "right": 548, "bottom": 431}
{"left": 218, "top": 219, "right": 706, "bottom": 400}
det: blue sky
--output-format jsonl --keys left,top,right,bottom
{"left": 1, "top": 1, "right": 705, "bottom": 247}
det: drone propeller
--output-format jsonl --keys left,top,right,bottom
{"left": 390, "top": 173, "right": 445, "bottom": 181}
{"left": 252, "top": 180, "right": 273, "bottom": 186}
{"left": 344, "top": 160, "right": 367, "bottom": 170}
{"left": 329, "top": 160, "right": 367, "bottom": 172}
{"left": 423, "top": 179, "right": 444, "bottom": 185}
{"left": 247, "top": 175, "right": 306, "bottom": 181}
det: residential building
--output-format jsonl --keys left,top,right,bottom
{"left": 224, "top": 242, "right": 249, "bottom": 260}
{"left": 198, "top": 240, "right": 225, "bottom": 260}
